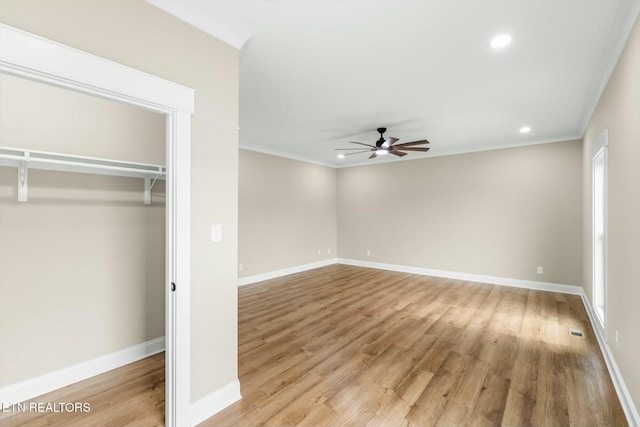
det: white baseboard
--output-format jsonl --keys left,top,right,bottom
{"left": 337, "top": 258, "right": 583, "bottom": 295}
{"left": 0, "top": 336, "right": 165, "bottom": 404}
{"left": 578, "top": 291, "right": 639, "bottom": 427}
{"left": 191, "top": 379, "right": 241, "bottom": 426}
{"left": 238, "top": 257, "right": 582, "bottom": 294}
{"left": 238, "top": 258, "right": 338, "bottom": 286}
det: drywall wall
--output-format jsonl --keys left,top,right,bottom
{"left": 582, "top": 16, "right": 640, "bottom": 413}
{"left": 0, "top": 74, "right": 166, "bottom": 387}
{"left": 337, "top": 140, "right": 583, "bottom": 285}
{"left": 0, "top": 0, "right": 239, "bottom": 402}
{"left": 239, "top": 149, "right": 337, "bottom": 277}
{"left": 0, "top": 73, "right": 166, "bottom": 164}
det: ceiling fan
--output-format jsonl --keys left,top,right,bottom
{"left": 336, "top": 127, "right": 430, "bottom": 159}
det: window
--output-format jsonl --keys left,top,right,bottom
{"left": 592, "top": 129, "right": 608, "bottom": 329}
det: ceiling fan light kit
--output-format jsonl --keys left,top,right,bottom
{"left": 336, "top": 127, "right": 430, "bottom": 160}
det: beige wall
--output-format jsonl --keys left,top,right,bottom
{"left": 582, "top": 17, "right": 640, "bottom": 411}
{"left": 0, "top": 73, "right": 166, "bottom": 163}
{"left": 0, "top": 0, "right": 239, "bottom": 401}
{"left": 0, "top": 75, "right": 166, "bottom": 387}
{"left": 239, "top": 149, "right": 336, "bottom": 277}
{"left": 337, "top": 141, "right": 583, "bottom": 285}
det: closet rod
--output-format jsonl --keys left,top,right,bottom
{"left": 0, "top": 146, "right": 166, "bottom": 203}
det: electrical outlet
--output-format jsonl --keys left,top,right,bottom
{"left": 317, "top": 249, "right": 322, "bottom": 256}
{"left": 327, "top": 248, "right": 331, "bottom": 255}
{"left": 536, "top": 266, "right": 543, "bottom": 275}
{"left": 615, "top": 330, "right": 619, "bottom": 348}
{"left": 366, "top": 249, "right": 371, "bottom": 257}
{"left": 238, "top": 263, "right": 243, "bottom": 272}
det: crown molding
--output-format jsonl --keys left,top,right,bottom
{"left": 239, "top": 144, "right": 336, "bottom": 168}
{"left": 576, "top": 1, "right": 640, "bottom": 136}
{"left": 146, "top": 0, "right": 252, "bottom": 50}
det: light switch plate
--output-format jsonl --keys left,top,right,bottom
{"left": 211, "top": 224, "right": 222, "bottom": 242}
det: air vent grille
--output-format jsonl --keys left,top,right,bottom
{"left": 569, "top": 328, "right": 584, "bottom": 338}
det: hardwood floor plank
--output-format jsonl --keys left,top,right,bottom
{"left": 501, "top": 387, "right": 536, "bottom": 427}
{"left": 530, "top": 350, "right": 570, "bottom": 426}
{"left": 471, "top": 371, "right": 510, "bottom": 425}
{"left": 509, "top": 340, "right": 541, "bottom": 400}
{"left": 377, "top": 333, "right": 437, "bottom": 393}
{"left": 450, "top": 354, "right": 489, "bottom": 409}
{"left": 405, "top": 372, "right": 454, "bottom": 424}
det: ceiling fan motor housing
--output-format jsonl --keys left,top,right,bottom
{"left": 376, "top": 127, "right": 387, "bottom": 147}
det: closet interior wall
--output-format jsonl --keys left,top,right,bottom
{"left": 0, "top": 73, "right": 166, "bottom": 387}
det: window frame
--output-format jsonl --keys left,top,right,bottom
{"left": 591, "top": 128, "right": 608, "bottom": 334}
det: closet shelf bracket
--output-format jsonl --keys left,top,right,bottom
{"left": 0, "top": 146, "right": 166, "bottom": 204}
{"left": 144, "top": 177, "right": 152, "bottom": 205}
{"left": 18, "top": 156, "right": 28, "bottom": 202}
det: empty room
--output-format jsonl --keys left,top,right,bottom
{"left": 0, "top": 1, "right": 638, "bottom": 427}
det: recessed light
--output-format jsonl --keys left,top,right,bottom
{"left": 491, "top": 33, "right": 512, "bottom": 49}
{"left": 337, "top": 153, "right": 345, "bottom": 159}
{"left": 519, "top": 126, "right": 531, "bottom": 134}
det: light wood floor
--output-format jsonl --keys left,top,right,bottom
{"left": 0, "top": 353, "right": 164, "bottom": 427}
{"left": 202, "top": 264, "right": 626, "bottom": 427}
{"left": 1, "top": 265, "right": 626, "bottom": 427}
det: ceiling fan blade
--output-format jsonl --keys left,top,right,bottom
{"left": 344, "top": 150, "right": 371, "bottom": 156}
{"left": 335, "top": 148, "right": 373, "bottom": 151}
{"left": 369, "top": 152, "right": 377, "bottom": 159}
{"left": 397, "top": 147, "right": 430, "bottom": 152}
{"left": 350, "top": 141, "right": 377, "bottom": 148}
{"left": 382, "top": 137, "right": 399, "bottom": 148}
{"left": 390, "top": 149, "right": 408, "bottom": 157}
{"left": 392, "top": 139, "right": 429, "bottom": 147}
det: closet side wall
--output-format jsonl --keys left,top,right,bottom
{"left": 0, "top": 74, "right": 166, "bottom": 387}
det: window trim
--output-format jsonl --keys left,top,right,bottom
{"left": 591, "top": 128, "right": 608, "bottom": 335}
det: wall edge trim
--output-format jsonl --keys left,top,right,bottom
{"left": 0, "top": 337, "right": 165, "bottom": 404}
{"left": 337, "top": 258, "right": 582, "bottom": 294}
{"left": 190, "top": 379, "right": 241, "bottom": 426}
{"left": 238, "top": 258, "right": 338, "bottom": 286}
{"left": 578, "top": 291, "right": 639, "bottom": 427}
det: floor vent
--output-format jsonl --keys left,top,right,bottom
{"left": 569, "top": 328, "right": 584, "bottom": 338}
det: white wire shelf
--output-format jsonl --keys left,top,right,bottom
{"left": 0, "top": 146, "right": 166, "bottom": 204}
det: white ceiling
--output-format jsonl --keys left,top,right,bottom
{"left": 148, "top": 0, "right": 639, "bottom": 167}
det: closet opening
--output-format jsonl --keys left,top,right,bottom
{"left": 0, "top": 72, "right": 168, "bottom": 425}
{"left": 1, "top": 25, "right": 194, "bottom": 426}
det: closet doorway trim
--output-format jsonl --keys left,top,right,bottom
{"left": 0, "top": 24, "right": 194, "bottom": 427}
